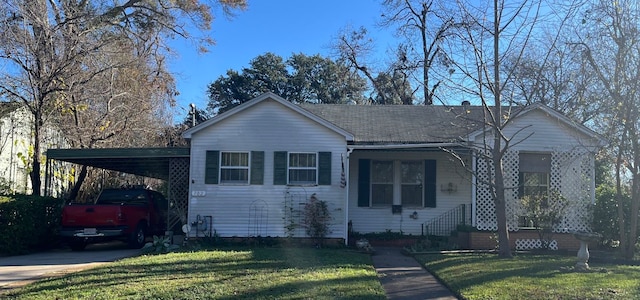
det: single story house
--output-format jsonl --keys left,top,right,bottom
{"left": 181, "top": 92, "right": 604, "bottom": 248}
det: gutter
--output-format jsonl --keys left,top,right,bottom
{"left": 348, "top": 142, "right": 463, "bottom": 150}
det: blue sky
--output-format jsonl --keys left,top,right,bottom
{"left": 168, "top": 1, "right": 393, "bottom": 121}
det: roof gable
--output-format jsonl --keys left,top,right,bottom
{"left": 182, "top": 92, "right": 354, "bottom": 141}
{"left": 466, "top": 103, "right": 606, "bottom": 147}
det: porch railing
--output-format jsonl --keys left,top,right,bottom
{"left": 423, "top": 204, "right": 467, "bottom": 236}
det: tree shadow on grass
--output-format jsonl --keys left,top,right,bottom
{"left": 5, "top": 248, "right": 385, "bottom": 299}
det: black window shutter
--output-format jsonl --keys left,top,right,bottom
{"left": 424, "top": 160, "right": 437, "bottom": 207}
{"left": 205, "top": 151, "right": 220, "bottom": 184}
{"left": 273, "top": 151, "right": 288, "bottom": 185}
{"left": 250, "top": 151, "right": 264, "bottom": 185}
{"left": 358, "top": 159, "right": 370, "bottom": 207}
{"left": 318, "top": 152, "right": 331, "bottom": 185}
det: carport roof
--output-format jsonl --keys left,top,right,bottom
{"left": 46, "top": 147, "right": 190, "bottom": 180}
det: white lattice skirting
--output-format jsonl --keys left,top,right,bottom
{"left": 515, "top": 239, "right": 558, "bottom": 250}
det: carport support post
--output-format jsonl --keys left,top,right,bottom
{"left": 44, "top": 158, "right": 51, "bottom": 197}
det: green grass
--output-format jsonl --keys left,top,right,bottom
{"left": 3, "top": 247, "right": 386, "bottom": 300}
{"left": 414, "top": 253, "right": 640, "bottom": 300}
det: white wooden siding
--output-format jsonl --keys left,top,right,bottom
{"left": 0, "top": 106, "right": 69, "bottom": 195}
{"left": 474, "top": 109, "right": 601, "bottom": 152}
{"left": 187, "top": 99, "right": 348, "bottom": 238}
{"left": 347, "top": 151, "right": 472, "bottom": 236}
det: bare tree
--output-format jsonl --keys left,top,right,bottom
{"left": 571, "top": 0, "right": 640, "bottom": 259}
{"left": 379, "top": 0, "right": 456, "bottom": 105}
{"left": 333, "top": 0, "right": 454, "bottom": 105}
{"left": 0, "top": 0, "right": 246, "bottom": 195}
{"left": 445, "top": 0, "right": 547, "bottom": 258}
{"left": 503, "top": 0, "right": 604, "bottom": 124}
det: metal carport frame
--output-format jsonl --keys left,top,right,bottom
{"left": 45, "top": 147, "right": 190, "bottom": 232}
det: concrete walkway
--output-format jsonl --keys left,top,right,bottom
{"left": 371, "top": 247, "right": 459, "bottom": 300}
{"left": 0, "top": 242, "right": 140, "bottom": 291}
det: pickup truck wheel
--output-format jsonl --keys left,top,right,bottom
{"left": 129, "top": 224, "right": 146, "bottom": 249}
{"left": 69, "top": 240, "right": 87, "bottom": 251}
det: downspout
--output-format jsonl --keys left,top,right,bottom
{"left": 344, "top": 147, "right": 354, "bottom": 246}
{"left": 471, "top": 150, "right": 477, "bottom": 227}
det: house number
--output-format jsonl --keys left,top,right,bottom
{"left": 191, "top": 191, "right": 206, "bottom": 196}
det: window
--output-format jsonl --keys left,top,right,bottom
{"left": 518, "top": 153, "right": 551, "bottom": 227}
{"left": 401, "top": 161, "right": 424, "bottom": 207}
{"left": 274, "top": 152, "right": 331, "bottom": 186}
{"left": 371, "top": 160, "right": 393, "bottom": 206}
{"left": 357, "top": 159, "right": 435, "bottom": 208}
{"left": 288, "top": 153, "right": 317, "bottom": 185}
{"left": 206, "top": 151, "right": 264, "bottom": 185}
{"left": 220, "top": 152, "right": 249, "bottom": 184}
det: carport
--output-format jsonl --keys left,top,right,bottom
{"left": 45, "top": 147, "right": 190, "bottom": 231}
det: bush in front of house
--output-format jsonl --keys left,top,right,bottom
{"left": 592, "top": 184, "right": 632, "bottom": 248}
{"left": 0, "top": 194, "right": 65, "bottom": 255}
{"left": 302, "top": 194, "right": 331, "bottom": 246}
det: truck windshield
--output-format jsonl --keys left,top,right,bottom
{"left": 95, "top": 190, "right": 148, "bottom": 205}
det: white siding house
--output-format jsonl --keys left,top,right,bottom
{"left": 182, "top": 93, "right": 353, "bottom": 239}
{"left": 0, "top": 102, "right": 31, "bottom": 194}
{"left": 0, "top": 102, "right": 70, "bottom": 196}
{"left": 182, "top": 93, "right": 604, "bottom": 243}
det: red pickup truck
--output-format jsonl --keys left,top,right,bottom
{"left": 59, "top": 187, "right": 168, "bottom": 250}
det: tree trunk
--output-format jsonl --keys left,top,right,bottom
{"left": 30, "top": 112, "right": 42, "bottom": 196}
{"left": 627, "top": 173, "right": 639, "bottom": 259}
{"left": 67, "top": 165, "right": 88, "bottom": 201}
{"left": 493, "top": 134, "right": 512, "bottom": 258}
{"left": 614, "top": 135, "right": 627, "bottom": 255}
{"left": 493, "top": 0, "right": 511, "bottom": 258}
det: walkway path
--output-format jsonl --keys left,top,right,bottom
{"left": 371, "top": 247, "right": 459, "bottom": 300}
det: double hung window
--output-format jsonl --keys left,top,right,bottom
{"left": 371, "top": 161, "right": 394, "bottom": 206}
{"left": 359, "top": 159, "right": 435, "bottom": 208}
{"left": 401, "top": 161, "right": 424, "bottom": 207}
{"left": 288, "top": 153, "right": 317, "bottom": 185}
{"left": 220, "top": 152, "right": 249, "bottom": 184}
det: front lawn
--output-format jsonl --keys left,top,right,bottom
{"left": 414, "top": 253, "right": 640, "bottom": 300}
{"left": 3, "top": 247, "right": 386, "bottom": 300}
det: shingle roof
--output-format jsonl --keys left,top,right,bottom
{"left": 0, "top": 102, "right": 23, "bottom": 118}
{"left": 299, "top": 104, "right": 487, "bottom": 145}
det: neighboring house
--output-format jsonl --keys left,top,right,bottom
{"left": 181, "top": 92, "right": 604, "bottom": 246}
{"left": 0, "top": 102, "right": 70, "bottom": 196}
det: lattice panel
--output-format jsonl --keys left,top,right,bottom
{"left": 552, "top": 151, "right": 593, "bottom": 233}
{"left": 168, "top": 158, "right": 190, "bottom": 232}
{"left": 475, "top": 150, "right": 520, "bottom": 231}
{"left": 476, "top": 150, "right": 594, "bottom": 233}
{"left": 515, "top": 239, "right": 558, "bottom": 250}
{"left": 475, "top": 152, "right": 496, "bottom": 231}
{"left": 503, "top": 150, "right": 520, "bottom": 231}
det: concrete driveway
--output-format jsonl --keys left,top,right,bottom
{"left": 0, "top": 242, "right": 141, "bottom": 290}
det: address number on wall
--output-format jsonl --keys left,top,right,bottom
{"left": 191, "top": 191, "right": 206, "bottom": 197}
